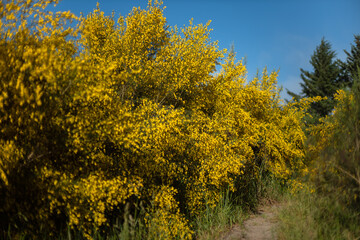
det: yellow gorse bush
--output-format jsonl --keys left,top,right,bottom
{"left": 0, "top": 0, "right": 313, "bottom": 238}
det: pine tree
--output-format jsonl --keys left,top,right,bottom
{"left": 287, "top": 38, "right": 341, "bottom": 118}
{"left": 341, "top": 35, "right": 360, "bottom": 85}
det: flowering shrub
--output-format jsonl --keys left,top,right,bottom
{"left": 0, "top": 0, "right": 312, "bottom": 238}
{"left": 308, "top": 74, "right": 360, "bottom": 210}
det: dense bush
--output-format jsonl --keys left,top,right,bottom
{"left": 309, "top": 70, "right": 360, "bottom": 211}
{"left": 0, "top": 0, "right": 313, "bottom": 238}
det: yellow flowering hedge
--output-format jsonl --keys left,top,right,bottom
{"left": 0, "top": 0, "right": 312, "bottom": 238}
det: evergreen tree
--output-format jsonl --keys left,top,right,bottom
{"left": 340, "top": 34, "right": 360, "bottom": 86}
{"left": 287, "top": 38, "right": 341, "bottom": 118}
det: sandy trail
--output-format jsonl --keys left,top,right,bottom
{"left": 220, "top": 203, "right": 280, "bottom": 240}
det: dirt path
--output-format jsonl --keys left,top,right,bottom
{"left": 220, "top": 203, "right": 280, "bottom": 240}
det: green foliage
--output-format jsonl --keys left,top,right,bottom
{"left": 287, "top": 38, "right": 342, "bottom": 120}
{"left": 194, "top": 190, "right": 247, "bottom": 240}
{"left": 345, "top": 35, "right": 360, "bottom": 77}
{"left": 309, "top": 70, "right": 360, "bottom": 210}
{"left": 339, "top": 34, "right": 360, "bottom": 87}
{"left": 281, "top": 38, "right": 360, "bottom": 240}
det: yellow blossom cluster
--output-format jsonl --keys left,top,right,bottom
{"left": 0, "top": 0, "right": 312, "bottom": 238}
{"left": 145, "top": 186, "right": 193, "bottom": 239}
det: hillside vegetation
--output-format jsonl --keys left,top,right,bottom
{"left": 1, "top": 1, "right": 358, "bottom": 239}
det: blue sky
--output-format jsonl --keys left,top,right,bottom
{"left": 55, "top": 0, "right": 360, "bottom": 99}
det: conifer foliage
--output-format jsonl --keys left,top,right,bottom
{"left": 287, "top": 38, "right": 341, "bottom": 119}
{"left": 341, "top": 35, "right": 360, "bottom": 85}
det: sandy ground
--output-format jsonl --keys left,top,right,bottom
{"left": 219, "top": 203, "right": 280, "bottom": 240}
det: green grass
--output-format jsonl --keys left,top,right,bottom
{"left": 193, "top": 175, "right": 286, "bottom": 240}
{"left": 193, "top": 190, "right": 248, "bottom": 240}
{"left": 276, "top": 190, "right": 360, "bottom": 240}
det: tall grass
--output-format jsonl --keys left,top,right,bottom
{"left": 194, "top": 174, "right": 286, "bottom": 240}
{"left": 193, "top": 190, "right": 247, "bottom": 240}
{"left": 276, "top": 190, "right": 360, "bottom": 240}
{"left": 1, "top": 202, "right": 149, "bottom": 240}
